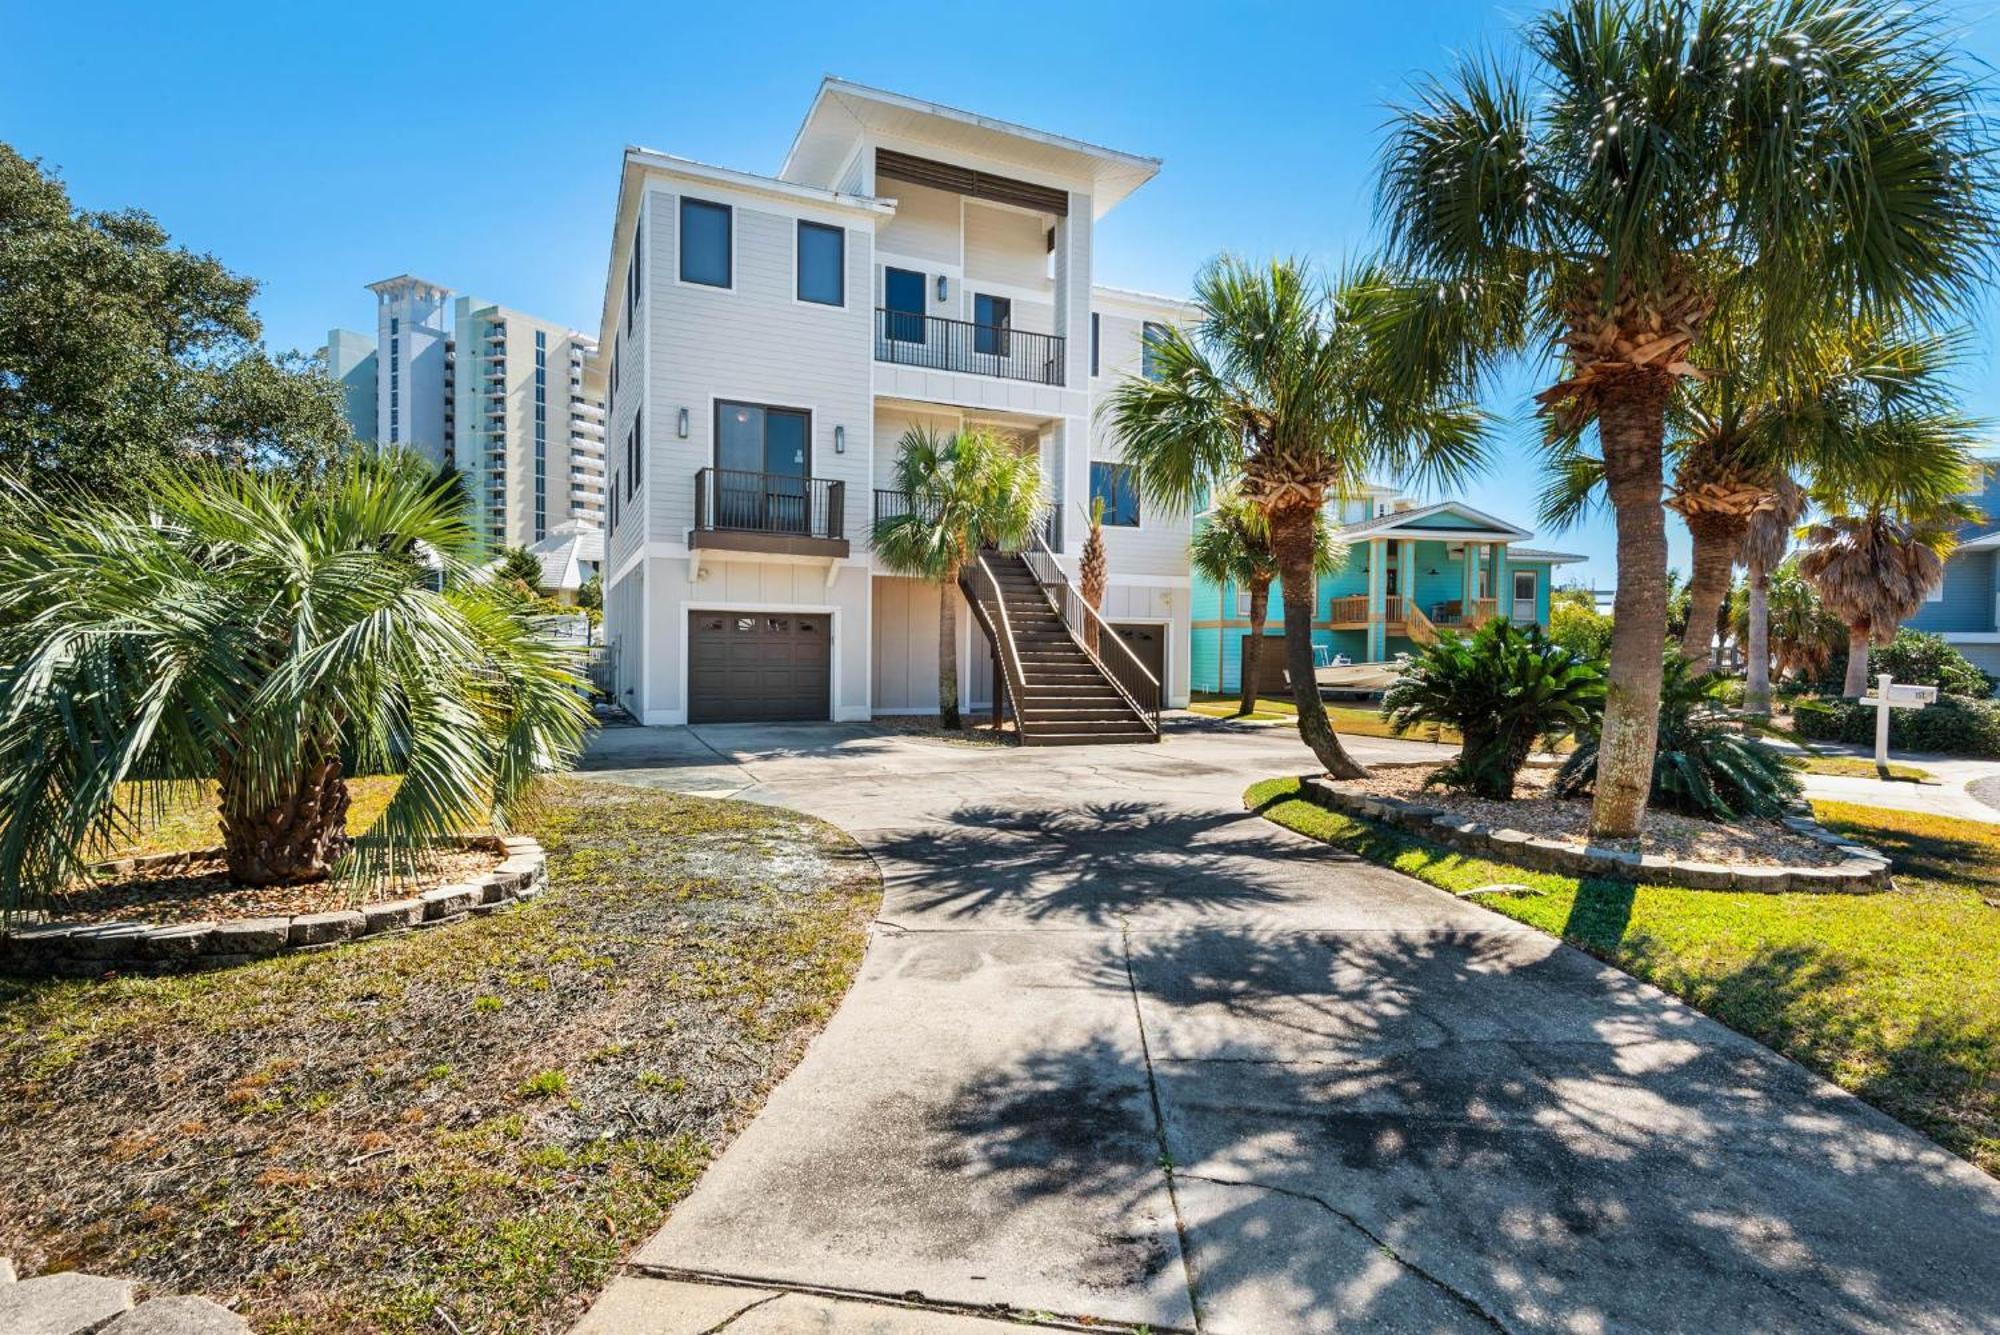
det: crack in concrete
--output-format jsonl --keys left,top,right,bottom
{"left": 1120, "top": 922, "right": 1207, "bottom": 1332}
{"left": 1173, "top": 1171, "right": 1511, "bottom": 1332}
{"left": 695, "top": 1289, "right": 784, "bottom": 1333}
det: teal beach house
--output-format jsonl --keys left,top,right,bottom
{"left": 1189, "top": 487, "right": 1584, "bottom": 696}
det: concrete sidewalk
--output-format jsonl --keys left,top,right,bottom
{"left": 576, "top": 721, "right": 2000, "bottom": 1333}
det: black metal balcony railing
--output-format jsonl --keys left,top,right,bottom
{"left": 696, "top": 468, "right": 844, "bottom": 540}
{"left": 874, "top": 308, "right": 1065, "bottom": 386}
{"left": 873, "top": 489, "right": 1061, "bottom": 553}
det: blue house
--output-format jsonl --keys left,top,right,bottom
{"left": 1190, "top": 488, "right": 1584, "bottom": 696}
{"left": 1902, "top": 461, "right": 2000, "bottom": 681}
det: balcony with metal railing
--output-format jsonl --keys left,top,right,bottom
{"left": 873, "top": 308, "right": 1064, "bottom": 386}
{"left": 692, "top": 468, "right": 848, "bottom": 559}
{"left": 872, "top": 489, "right": 1061, "bottom": 552}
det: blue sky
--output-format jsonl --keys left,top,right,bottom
{"left": 6, "top": 0, "right": 1998, "bottom": 586}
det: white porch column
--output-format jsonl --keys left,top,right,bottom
{"left": 1053, "top": 192, "right": 1094, "bottom": 404}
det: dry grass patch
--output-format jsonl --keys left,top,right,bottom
{"left": 0, "top": 780, "right": 882, "bottom": 1332}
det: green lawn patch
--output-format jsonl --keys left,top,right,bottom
{"left": 1190, "top": 694, "right": 1458, "bottom": 743}
{"left": 1246, "top": 777, "right": 2000, "bottom": 1176}
{"left": 1784, "top": 755, "right": 1937, "bottom": 783}
{"left": 0, "top": 780, "right": 882, "bottom": 1331}
{"left": 102, "top": 776, "right": 404, "bottom": 859}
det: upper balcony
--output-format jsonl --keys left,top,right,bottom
{"left": 874, "top": 309, "right": 1064, "bottom": 386}
{"left": 692, "top": 467, "right": 848, "bottom": 559}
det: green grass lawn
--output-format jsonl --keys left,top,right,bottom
{"left": 1246, "top": 777, "right": 2000, "bottom": 1176}
{"left": 1189, "top": 694, "right": 1459, "bottom": 743}
{"left": 1784, "top": 755, "right": 1937, "bottom": 783}
{"left": 0, "top": 781, "right": 882, "bottom": 1331}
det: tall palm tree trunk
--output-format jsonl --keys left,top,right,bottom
{"left": 1239, "top": 580, "right": 1272, "bottom": 717}
{"left": 1269, "top": 505, "right": 1367, "bottom": 780}
{"left": 1679, "top": 515, "right": 1738, "bottom": 669}
{"left": 1592, "top": 383, "right": 1673, "bottom": 838}
{"left": 1744, "top": 567, "right": 1773, "bottom": 715}
{"left": 219, "top": 753, "right": 353, "bottom": 886}
{"left": 1843, "top": 627, "right": 1871, "bottom": 699}
{"left": 938, "top": 569, "right": 962, "bottom": 729}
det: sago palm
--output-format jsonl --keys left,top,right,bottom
{"left": 872, "top": 427, "right": 1045, "bottom": 729}
{"left": 1104, "top": 256, "right": 1488, "bottom": 778}
{"left": 1798, "top": 494, "right": 1976, "bottom": 697}
{"left": 1188, "top": 490, "right": 1343, "bottom": 717}
{"left": 0, "top": 454, "right": 592, "bottom": 914}
{"left": 1377, "top": 0, "right": 1996, "bottom": 833}
{"left": 1383, "top": 620, "right": 1605, "bottom": 800}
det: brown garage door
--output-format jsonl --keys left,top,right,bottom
{"left": 1239, "top": 634, "right": 1290, "bottom": 695}
{"left": 1111, "top": 623, "right": 1165, "bottom": 685}
{"left": 689, "top": 611, "right": 831, "bottom": 723}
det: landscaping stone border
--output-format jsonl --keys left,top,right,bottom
{"left": 0, "top": 835, "right": 547, "bottom": 977}
{"left": 1296, "top": 775, "right": 1893, "bottom": 894}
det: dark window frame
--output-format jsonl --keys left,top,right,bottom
{"left": 678, "top": 197, "right": 733, "bottom": 288}
{"left": 883, "top": 266, "right": 926, "bottom": 343}
{"left": 1142, "top": 321, "right": 1168, "bottom": 381}
{"left": 796, "top": 220, "right": 846, "bottom": 306}
{"left": 1089, "top": 461, "right": 1142, "bottom": 528}
{"left": 1090, "top": 312, "right": 1100, "bottom": 377}
{"left": 712, "top": 399, "right": 813, "bottom": 479}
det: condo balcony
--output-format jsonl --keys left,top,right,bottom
{"left": 874, "top": 309, "right": 1064, "bottom": 386}
{"left": 692, "top": 467, "right": 848, "bottom": 559}
{"left": 874, "top": 488, "right": 1061, "bottom": 551}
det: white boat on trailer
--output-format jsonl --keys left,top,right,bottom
{"left": 1310, "top": 646, "right": 1409, "bottom": 696}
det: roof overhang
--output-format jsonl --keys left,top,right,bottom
{"left": 780, "top": 78, "right": 1160, "bottom": 219}
{"left": 1337, "top": 501, "right": 1534, "bottom": 544}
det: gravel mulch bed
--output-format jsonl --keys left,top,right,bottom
{"left": 1338, "top": 763, "right": 1846, "bottom": 868}
{"left": 48, "top": 849, "right": 503, "bottom": 926}
{"left": 0, "top": 779, "right": 882, "bottom": 1333}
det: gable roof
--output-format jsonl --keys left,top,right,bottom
{"left": 1330, "top": 501, "right": 1532, "bottom": 544}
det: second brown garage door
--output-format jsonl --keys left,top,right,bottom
{"left": 689, "top": 611, "right": 831, "bottom": 723}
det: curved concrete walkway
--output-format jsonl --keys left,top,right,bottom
{"left": 575, "top": 721, "right": 2000, "bottom": 1334}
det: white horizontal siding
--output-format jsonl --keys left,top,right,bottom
{"left": 643, "top": 181, "right": 877, "bottom": 547}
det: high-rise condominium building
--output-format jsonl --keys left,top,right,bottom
{"left": 321, "top": 277, "right": 606, "bottom": 550}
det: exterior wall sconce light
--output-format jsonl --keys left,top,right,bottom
{"left": 936, "top": 275, "right": 949, "bottom": 303}
{"left": 834, "top": 425, "right": 846, "bottom": 454}
{"left": 677, "top": 407, "right": 689, "bottom": 438}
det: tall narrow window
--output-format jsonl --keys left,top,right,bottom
{"left": 1090, "top": 312, "right": 1100, "bottom": 377}
{"left": 1142, "top": 321, "right": 1168, "bottom": 381}
{"left": 1089, "top": 462, "right": 1141, "bottom": 528}
{"left": 883, "top": 267, "right": 925, "bottom": 343}
{"left": 796, "top": 221, "right": 845, "bottom": 305}
{"left": 679, "top": 198, "right": 732, "bottom": 287}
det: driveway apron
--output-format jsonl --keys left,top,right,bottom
{"left": 581, "top": 721, "right": 2000, "bottom": 1334}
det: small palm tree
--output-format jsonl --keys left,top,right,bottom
{"left": 1078, "top": 495, "right": 1107, "bottom": 655}
{"left": 1377, "top": 0, "right": 1996, "bottom": 833}
{"left": 1105, "top": 256, "right": 1488, "bottom": 779}
{"left": 872, "top": 427, "right": 1045, "bottom": 729}
{"left": 1384, "top": 620, "right": 1605, "bottom": 800}
{"left": 1188, "top": 491, "right": 1343, "bottom": 717}
{"left": 1798, "top": 497, "right": 1976, "bottom": 697}
{"left": 1734, "top": 558, "right": 1844, "bottom": 687}
{"left": 0, "top": 454, "right": 592, "bottom": 912}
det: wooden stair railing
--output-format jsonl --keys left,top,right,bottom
{"left": 1404, "top": 598, "right": 1439, "bottom": 646}
{"left": 958, "top": 551, "right": 1034, "bottom": 742}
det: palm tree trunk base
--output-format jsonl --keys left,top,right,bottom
{"left": 220, "top": 761, "right": 353, "bottom": 886}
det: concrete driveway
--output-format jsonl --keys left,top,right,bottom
{"left": 576, "top": 720, "right": 2000, "bottom": 1334}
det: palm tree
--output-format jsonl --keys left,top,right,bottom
{"left": 872, "top": 426, "right": 1045, "bottom": 730}
{"left": 1738, "top": 474, "right": 1806, "bottom": 713}
{"left": 0, "top": 454, "right": 591, "bottom": 912}
{"left": 1078, "top": 495, "right": 1107, "bottom": 655}
{"left": 1104, "top": 256, "right": 1488, "bottom": 779}
{"left": 1799, "top": 496, "right": 1976, "bottom": 697}
{"left": 1189, "top": 491, "right": 1343, "bottom": 716}
{"left": 1377, "top": 0, "right": 1995, "bottom": 834}
{"left": 1736, "top": 557, "right": 1845, "bottom": 687}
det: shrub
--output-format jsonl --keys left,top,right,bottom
{"left": 1382, "top": 620, "right": 1604, "bottom": 799}
{"left": 1815, "top": 628, "right": 1995, "bottom": 699}
{"left": 1793, "top": 692, "right": 2000, "bottom": 757}
{"left": 1555, "top": 652, "right": 1799, "bottom": 820}
{"left": 1548, "top": 588, "right": 1615, "bottom": 663}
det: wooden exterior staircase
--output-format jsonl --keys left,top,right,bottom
{"left": 960, "top": 542, "right": 1161, "bottom": 746}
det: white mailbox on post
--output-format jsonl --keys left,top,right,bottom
{"left": 1857, "top": 674, "right": 1937, "bottom": 769}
